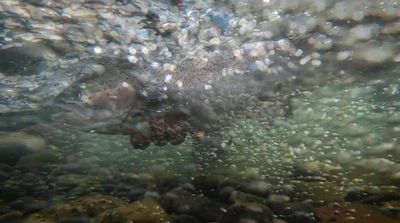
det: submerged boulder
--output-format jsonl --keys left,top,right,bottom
{"left": 0, "top": 132, "right": 46, "bottom": 165}
{"left": 24, "top": 195, "right": 173, "bottom": 223}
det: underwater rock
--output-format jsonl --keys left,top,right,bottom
{"left": 353, "top": 41, "right": 396, "bottom": 65}
{"left": 25, "top": 195, "right": 128, "bottom": 223}
{"left": 267, "top": 194, "right": 290, "bottom": 203}
{"left": 291, "top": 162, "right": 329, "bottom": 182}
{"left": 190, "top": 198, "right": 225, "bottom": 222}
{"left": 345, "top": 189, "right": 400, "bottom": 204}
{"left": 267, "top": 200, "right": 318, "bottom": 223}
{"left": 192, "top": 175, "right": 222, "bottom": 198}
{"left": 229, "top": 191, "right": 268, "bottom": 206}
{"left": 344, "top": 189, "right": 372, "bottom": 203}
{"left": 161, "top": 188, "right": 224, "bottom": 222}
{"left": 79, "top": 195, "right": 129, "bottom": 217}
{"left": 172, "top": 214, "right": 201, "bottom": 223}
{"left": 122, "top": 172, "right": 155, "bottom": 188}
{"left": 16, "top": 150, "right": 61, "bottom": 169}
{"left": 242, "top": 180, "right": 273, "bottom": 198}
{"left": 0, "top": 165, "right": 11, "bottom": 182}
{"left": 0, "top": 210, "right": 23, "bottom": 223}
{"left": 11, "top": 197, "right": 48, "bottom": 214}
{"left": 129, "top": 133, "right": 151, "bottom": 150}
{"left": 155, "top": 174, "right": 187, "bottom": 193}
{"left": 25, "top": 203, "right": 87, "bottom": 223}
{"left": 0, "top": 42, "right": 52, "bottom": 76}
{"left": 358, "top": 158, "right": 396, "bottom": 173}
{"left": 218, "top": 186, "right": 237, "bottom": 203}
{"left": 316, "top": 203, "right": 399, "bottom": 223}
{"left": 150, "top": 115, "right": 171, "bottom": 146}
{"left": 96, "top": 198, "right": 171, "bottom": 223}
{"left": 143, "top": 191, "right": 161, "bottom": 200}
{"left": 125, "top": 187, "right": 147, "bottom": 201}
{"left": 0, "top": 132, "right": 46, "bottom": 151}
{"left": 0, "top": 186, "right": 21, "bottom": 203}
{"left": 54, "top": 174, "right": 102, "bottom": 195}
{"left": 381, "top": 21, "right": 400, "bottom": 35}
{"left": 0, "top": 132, "right": 46, "bottom": 165}
{"left": 83, "top": 81, "right": 137, "bottom": 111}
{"left": 160, "top": 187, "right": 194, "bottom": 213}
{"left": 221, "top": 202, "right": 274, "bottom": 223}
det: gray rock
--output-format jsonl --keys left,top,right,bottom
{"left": 242, "top": 181, "right": 272, "bottom": 197}
{"left": 267, "top": 194, "right": 290, "bottom": 203}
{"left": 144, "top": 191, "right": 161, "bottom": 200}
{"left": 221, "top": 202, "right": 274, "bottom": 223}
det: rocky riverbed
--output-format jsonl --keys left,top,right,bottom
{"left": 0, "top": 0, "right": 400, "bottom": 222}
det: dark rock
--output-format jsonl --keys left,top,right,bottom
{"left": 150, "top": 115, "right": 169, "bottom": 146}
{"left": 0, "top": 207, "right": 11, "bottom": 216}
{"left": 218, "top": 186, "right": 236, "bottom": 203}
{"left": 192, "top": 175, "right": 221, "bottom": 198}
{"left": 268, "top": 201, "right": 319, "bottom": 223}
{"left": 257, "top": 90, "right": 277, "bottom": 101}
{"left": 160, "top": 188, "right": 225, "bottom": 222}
{"left": 344, "top": 189, "right": 371, "bottom": 202}
{"left": 190, "top": 198, "right": 225, "bottom": 222}
{"left": 0, "top": 164, "right": 13, "bottom": 173}
{"left": 0, "top": 187, "right": 21, "bottom": 202}
{"left": 172, "top": 214, "right": 201, "bottom": 223}
{"left": 179, "top": 183, "right": 196, "bottom": 193}
{"left": 0, "top": 43, "right": 49, "bottom": 76}
{"left": 0, "top": 210, "right": 23, "bottom": 223}
{"left": 130, "top": 133, "right": 151, "bottom": 150}
{"left": 0, "top": 133, "right": 46, "bottom": 165}
{"left": 0, "top": 170, "right": 9, "bottom": 182}
{"left": 11, "top": 197, "right": 48, "bottom": 214}
{"left": 0, "top": 144, "right": 33, "bottom": 166}
{"left": 126, "top": 187, "right": 146, "bottom": 201}
{"left": 221, "top": 202, "right": 274, "bottom": 223}
{"left": 156, "top": 175, "right": 185, "bottom": 193}
{"left": 380, "top": 205, "right": 400, "bottom": 220}
{"left": 16, "top": 150, "right": 61, "bottom": 169}
{"left": 59, "top": 217, "right": 91, "bottom": 223}
{"left": 160, "top": 187, "right": 193, "bottom": 212}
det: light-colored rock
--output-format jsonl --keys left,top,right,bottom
{"left": 358, "top": 158, "right": 395, "bottom": 173}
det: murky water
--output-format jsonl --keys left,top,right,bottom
{"left": 0, "top": 0, "right": 399, "bottom": 222}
